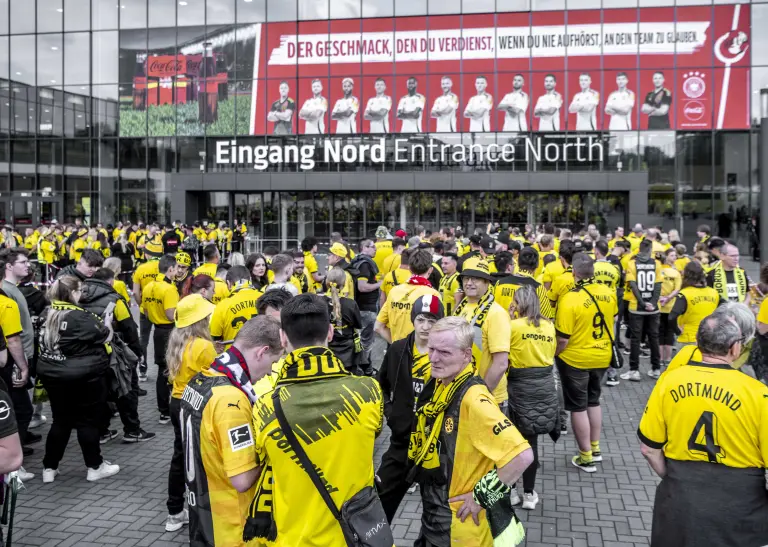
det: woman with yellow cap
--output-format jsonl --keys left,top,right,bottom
{"left": 164, "top": 293, "right": 217, "bottom": 533}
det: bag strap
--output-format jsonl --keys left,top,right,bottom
{"left": 271, "top": 389, "right": 343, "bottom": 522}
{"left": 580, "top": 285, "right": 616, "bottom": 345}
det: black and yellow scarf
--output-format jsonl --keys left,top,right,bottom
{"left": 454, "top": 287, "right": 495, "bottom": 351}
{"left": 243, "top": 346, "right": 350, "bottom": 543}
{"left": 711, "top": 263, "right": 748, "bottom": 302}
{"left": 407, "top": 362, "right": 477, "bottom": 484}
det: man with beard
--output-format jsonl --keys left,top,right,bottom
{"left": 534, "top": 74, "right": 563, "bottom": 131}
{"left": 397, "top": 77, "right": 426, "bottom": 133}
{"left": 298, "top": 79, "right": 328, "bottom": 134}
{"left": 331, "top": 77, "right": 359, "bottom": 134}
{"left": 431, "top": 76, "right": 459, "bottom": 133}
{"left": 464, "top": 75, "right": 493, "bottom": 132}
{"left": 498, "top": 73, "right": 529, "bottom": 132}
{"left": 364, "top": 78, "right": 392, "bottom": 133}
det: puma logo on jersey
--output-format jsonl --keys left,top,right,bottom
{"left": 228, "top": 401, "right": 241, "bottom": 409}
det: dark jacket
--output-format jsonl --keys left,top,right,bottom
{"left": 506, "top": 365, "right": 559, "bottom": 437}
{"left": 79, "top": 278, "right": 142, "bottom": 358}
{"left": 19, "top": 283, "right": 48, "bottom": 318}
{"left": 56, "top": 264, "right": 86, "bottom": 281}
{"left": 37, "top": 302, "right": 111, "bottom": 383}
{"left": 110, "top": 243, "right": 135, "bottom": 275}
{"left": 327, "top": 296, "right": 364, "bottom": 373}
{"left": 377, "top": 332, "right": 435, "bottom": 445}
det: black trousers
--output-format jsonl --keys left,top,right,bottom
{"left": 104, "top": 365, "right": 141, "bottom": 436}
{"left": 629, "top": 312, "right": 661, "bottom": 371}
{"left": 521, "top": 433, "right": 539, "bottom": 493}
{"left": 43, "top": 376, "right": 108, "bottom": 470}
{"left": 154, "top": 325, "right": 173, "bottom": 416}
{"left": 139, "top": 314, "right": 153, "bottom": 374}
{"left": 167, "top": 397, "right": 185, "bottom": 514}
{"left": 376, "top": 441, "right": 411, "bottom": 524}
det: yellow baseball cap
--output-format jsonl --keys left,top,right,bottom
{"left": 329, "top": 242, "right": 348, "bottom": 258}
{"left": 176, "top": 251, "right": 192, "bottom": 267}
{"left": 460, "top": 256, "right": 494, "bottom": 281}
{"left": 144, "top": 240, "right": 164, "bottom": 258}
{"left": 174, "top": 294, "right": 215, "bottom": 329}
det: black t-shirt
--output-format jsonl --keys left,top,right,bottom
{"left": 0, "top": 376, "right": 17, "bottom": 440}
{"left": 355, "top": 260, "right": 379, "bottom": 312}
{"left": 644, "top": 88, "right": 671, "bottom": 129}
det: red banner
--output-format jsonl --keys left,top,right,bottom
{"left": 250, "top": 3, "right": 751, "bottom": 135}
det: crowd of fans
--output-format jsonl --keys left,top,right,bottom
{"left": 0, "top": 218, "right": 766, "bottom": 546}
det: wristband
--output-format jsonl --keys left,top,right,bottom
{"left": 472, "top": 468, "right": 511, "bottom": 510}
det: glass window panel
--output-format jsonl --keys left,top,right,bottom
{"left": 11, "top": 139, "right": 35, "bottom": 165}
{"left": 474, "top": 193, "right": 491, "bottom": 232}
{"left": 93, "top": 0, "right": 118, "bottom": 29}
{"left": 713, "top": 192, "right": 750, "bottom": 251}
{"left": 715, "top": 132, "right": 748, "bottom": 192}
{"left": 119, "top": 0, "right": 147, "bottom": 29}
{"left": 299, "top": 0, "right": 328, "bottom": 20}
{"left": 567, "top": 0, "right": 599, "bottom": 7}
{"left": 38, "top": 0, "right": 63, "bottom": 33}
{"left": 395, "top": 0, "right": 426, "bottom": 17}
{"left": 38, "top": 34, "right": 64, "bottom": 88}
{"left": 0, "top": 37, "right": 8, "bottom": 81}
{"left": 331, "top": 0, "right": 359, "bottom": 19}
{"left": 92, "top": 85, "right": 119, "bottom": 136}
{"left": 268, "top": 0, "right": 296, "bottom": 21}
{"left": 680, "top": 192, "right": 713, "bottom": 244}
{"left": 64, "top": 33, "right": 90, "bottom": 86}
{"left": 532, "top": 0, "right": 564, "bottom": 9}
{"left": 639, "top": 0, "right": 673, "bottom": 5}
{"left": 10, "top": 0, "right": 35, "bottom": 34}
{"left": 11, "top": 174, "right": 34, "bottom": 192}
{"left": 755, "top": 2, "right": 768, "bottom": 65}
{"left": 119, "top": 138, "right": 147, "bottom": 188}
{"left": 603, "top": 0, "right": 637, "bottom": 6}
{"left": 419, "top": 193, "right": 437, "bottom": 233}
{"left": 64, "top": 0, "right": 90, "bottom": 30}
{"left": 177, "top": 0, "right": 203, "bottom": 27}
{"left": 11, "top": 35, "right": 35, "bottom": 88}
{"left": 676, "top": 132, "right": 711, "bottom": 192}
{"left": 456, "top": 194, "right": 471, "bottom": 231}
{"left": 0, "top": 0, "right": 8, "bottom": 34}
{"left": 497, "top": 0, "right": 529, "bottom": 12}
{"left": 177, "top": 137, "right": 205, "bottom": 171}
{"left": 383, "top": 192, "right": 399, "bottom": 232}
{"left": 362, "top": 0, "right": 393, "bottom": 17}
{"left": 117, "top": 192, "right": 148, "bottom": 223}
{"left": 238, "top": 0, "right": 266, "bottom": 23}
{"left": 207, "top": 0, "right": 234, "bottom": 24}
{"left": 93, "top": 31, "right": 119, "bottom": 84}
{"left": 262, "top": 191, "right": 279, "bottom": 239}
{"left": 604, "top": 132, "right": 640, "bottom": 172}
{"left": 63, "top": 91, "right": 89, "bottom": 137}
{"left": 149, "top": 0, "right": 175, "bottom": 27}
{"left": 640, "top": 131, "right": 675, "bottom": 190}
{"left": 349, "top": 194, "right": 363, "bottom": 240}
{"left": 430, "top": 0, "right": 459, "bottom": 15}
{"left": 365, "top": 192, "right": 383, "bottom": 228}
{"left": 463, "top": 0, "right": 492, "bottom": 13}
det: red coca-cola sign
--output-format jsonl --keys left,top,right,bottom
{"left": 684, "top": 101, "right": 705, "bottom": 122}
{"left": 146, "top": 57, "right": 185, "bottom": 77}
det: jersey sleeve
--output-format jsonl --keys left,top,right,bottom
{"left": 466, "top": 386, "right": 530, "bottom": 468}
{"left": 0, "top": 299, "right": 22, "bottom": 338}
{"left": 210, "top": 301, "right": 226, "bottom": 339}
{"left": 758, "top": 298, "right": 768, "bottom": 324}
{"left": 114, "top": 299, "right": 131, "bottom": 322}
{"left": 625, "top": 260, "right": 637, "bottom": 284}
{"left": 758, "top": 389, "right": 768, "bottom": 468}
{"left": 661, "top": 91, "right": 671, "bottom": 106}
{"left": 376, "top": 297, "right": 390, "bottom": 327}
{"left": 554, "top": 296, "right": 574, "bottom": 338}
{"left": 350, "top": 97, "right": 359, "bottom": 113}
{"left": 486, "top": 306, "right": 511, "bottom": 355}
{"left": 637, "top": 380, "right": 667, "bottom": 449}
{"left": 163, "top": 284, "right": 180, "bottom": 311}
{"left": 211, "top": 391, "right": 259, "bottom": 478}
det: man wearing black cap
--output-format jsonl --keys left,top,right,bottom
{"left": 377, "top": 293, "right": 445, "bottom": 522}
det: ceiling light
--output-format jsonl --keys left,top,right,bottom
{"left": 77, "top": 114, "right": 82, "bottom": 118}
{"left": 45, "top": 109, "right": 50, "bottom": 113}
{"left": 50, "top": 80, "right": 56, "bottom": 83}
{"left": 15, "top": 72, "right": 21, "bottom": 75}
{"left": 56, "top": 8, "right": 63, "bottom": 12}
{"left": 179, "top": 1, "right": 187, "bottom": 4}
{"left": 51, "top": 46, "right": 58, "bottom": 50}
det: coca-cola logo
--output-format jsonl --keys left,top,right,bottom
{"left": 684, "top": 101, "right": 705, "bottom": 122}
{"left": 147, "top": 59, "right": 184, "bottom": 75}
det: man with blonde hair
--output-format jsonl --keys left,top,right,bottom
{"left": 410, "top": 316, "right": 532, "bottom": 547}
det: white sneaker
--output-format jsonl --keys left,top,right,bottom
{"left": 17, "top": 466, "right": 34, "bottom": 481}
{"left": 620, "top": 370, "right": 642, "bottom": 382}
{"left": 165, "top": 509, "right": 189, "bottom": 532}
{"left": 28, "top": 415, "right": 47, "bottom": 429}
{"left": 42, "top": 468, "right": 59, "bottom": 483}
{"left": 509, "top": 489, "right": 521, "bottom": 506}
{"left": 86, "top": 461, "right": 120, "bottom": 482}
{"left": 648, "top": 369, "right": 661, "bottom": 379}
{"left": 521, "top": 491, "right": 539, "bottom": 510}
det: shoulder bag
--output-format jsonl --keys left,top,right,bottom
{"left": 271, "top": 389, "right": 394, "bottom": 547}
{"left": 580, "top": 286, "right": 624, "bottom": 370}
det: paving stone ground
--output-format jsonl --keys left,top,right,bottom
{"left": 11, "top": 326, "right": 664, "bottom": 547}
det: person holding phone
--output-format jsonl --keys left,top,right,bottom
{"left": 37, "top": 275, "right": 120, "bottom": 483}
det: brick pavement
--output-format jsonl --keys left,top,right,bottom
{"left": 11, "top": 330, "right": 663, "bottom": 547}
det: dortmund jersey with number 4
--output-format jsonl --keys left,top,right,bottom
{"left": 639, "top": 362, "right": 768, "bottom": 469}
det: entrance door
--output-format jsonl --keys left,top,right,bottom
{"left": 39, "top": 199, "right": 62, "bottom": 225}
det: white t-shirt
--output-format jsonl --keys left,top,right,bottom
{"left": 499, "top": 91, "right": 529, "bottom": 132}
{"left": 397, "top": 93, "right": 426, "bottom": 133}
{"left": 606, "top": 89, "right": 635, "bottom": 130}
{"left": 365, "top": 95, "right": 392, "bottom": 133}
{"left": 570, "top": 89, "right": 599, "bottom": 131}
{"left": 332, "top": 96, "right": 359, "bottom": 134}
{"left": 431, "top": 93, "right": 459, "bottom": 132}
{"left": 300, "top": 95, "right": 328, "bottom": 134}
{"left": 464, "top": 93, "right": 493, "bottom": 132}
{"left": 535, "top": 92, "right": 563, "bottom": 131}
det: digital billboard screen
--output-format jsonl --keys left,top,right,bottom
{"left": 118, "top": 3, "right": 750, "bottom": 137}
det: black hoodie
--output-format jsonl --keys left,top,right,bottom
{"left": 377, "top": 332, "right": 435, "bottom": 446}
{"left": 79, "top": 278, "right": 142, "bottom": 359}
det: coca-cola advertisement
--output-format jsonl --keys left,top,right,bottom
{"left": 119, "top": 25, "right": 258, "bottom": 137}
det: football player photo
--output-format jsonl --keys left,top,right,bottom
{"left": 605, "top": 72, "right": 636, "bottom": 131}
{"left": 331, "top": 77, "right": 360, "bottom": 134}
{"left": 533, "top": 74, "right": 563, "bottom": 132}
{"left": 568, "top": 72, "right": 600, "bottom": 131}
{"left": 641, "top": 71, "right": 672, "bottom": 130}
{"left": 464, "top": 76, "right": 493, "bottom": 132}
{"left": 430, "top": 76, "right": 459, "bottom": 133}
{"left": 267, "top": 81, "right": 295, "bottom": 135}
{"left": 363, "top": 78, "right": 392, "bottom": 133}
{"left": 497, "top": 74, "right": 529, "bottom": 132}
{"left": 298, "top": 79, "right": 328, "bottom": 135}
{"left": 396, "top": 77, "right": 426, "bottom": 133}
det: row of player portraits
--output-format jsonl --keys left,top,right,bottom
{"left": 266, "top": 71, "right": 673, "bottom": 135}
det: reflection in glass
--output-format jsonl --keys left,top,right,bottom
{"left": 38, "top": 0, "right": 63, "bottom": 33}
{"left": 676, "top": 132, "right": 712, "bottom": 192}
{"left": 640, "top": 131, "right": 675, "bottom": 191}
{"left": 65, "top": 0, "right": 90, "bottom": 31}
{"left": 64, "top": 33, "right": 91, "bottom": 86}
{"left": 11, "top": 0, "right": 35, "bottom": 34}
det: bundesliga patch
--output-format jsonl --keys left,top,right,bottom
{"left": 228, "top": 424, "right": 254, "bottom": 452}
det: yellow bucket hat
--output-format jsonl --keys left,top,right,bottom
{"left": 174, "top": 294, "right": 215, "bottom": 329}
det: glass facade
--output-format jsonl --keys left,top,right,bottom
{"left": 0, "top": 0, "right": 764, "bottom": 249}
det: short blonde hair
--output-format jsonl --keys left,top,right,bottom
{"left": 103, "top": 257, "right": 122, "bottom": 275}
{"left": 430, "top": 317, "right": 473, "bottom": 351}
